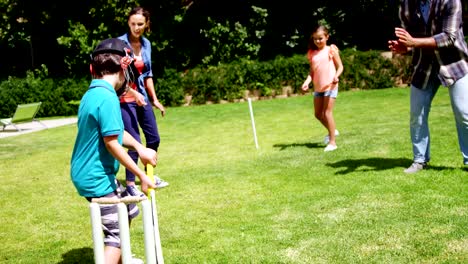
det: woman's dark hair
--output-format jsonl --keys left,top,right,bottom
{"left": 128, "top": 7, "right": 151, "bottom": 33}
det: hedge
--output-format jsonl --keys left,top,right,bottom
{"left": 0, "top": 49, "right": 412, "bottom": 118}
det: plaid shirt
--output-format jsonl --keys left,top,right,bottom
{"left": 399, "top": 0, "right": 468, "bottom": 88}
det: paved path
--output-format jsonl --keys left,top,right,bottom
{"left": 0, "top": 117, "right": 77, "bottom": 138}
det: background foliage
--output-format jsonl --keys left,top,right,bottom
{"left": 0, "top": 0, "right": 442, "bottom": 79}
{"left": 0, "top": 0, "right": 464, "bottom": 117}
{"left": 1, "top": 88, "right": 467, "bottom": 263}
{"left": 0, "top": 49, "right": 411, "bottom": 117}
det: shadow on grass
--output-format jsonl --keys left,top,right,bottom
{"left": 58, "top": 247, "right": 94, "bottom": 263}
{"left": 273, "top": 142, "right": 322, "bottom": 150}
{"left": 326, "top": 157, "right": 453, "bottom": 175}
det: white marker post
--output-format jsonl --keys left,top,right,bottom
{"left": 248, "top": 98, "right": 259, "bottom": 149}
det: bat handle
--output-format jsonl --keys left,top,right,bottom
{"left": 146, "top": 164, "right": 155, "bottom": 198}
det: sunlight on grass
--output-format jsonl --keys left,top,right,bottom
{"left": 0, "top": 87, "right": 467, "bottom": 263}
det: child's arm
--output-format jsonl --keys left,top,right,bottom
{"left": 331, "top": 45, "right": 344, "bottom": 83}
{"left": 104, "top": 134, "right": 156, "bottom": 192}
{"left": 122, "top": 130, "right": 157, "bottom": 167}
{"left": 302, "top": 74, "right": 312, "bottom": 92}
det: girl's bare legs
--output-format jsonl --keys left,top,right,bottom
{"left": 314, "top": 97, "right": 328, "bottom": 128}
{"left": 323, "top": 96, "right": 336, "bottom": 146}
{"left": 314, "top": 96, "right": 336, "bottom": 146}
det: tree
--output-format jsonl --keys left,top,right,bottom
{"left": 200, "top": 6, "right": 267, "bottom": 65}
{"left": 1, "top": 0, "right": 455, "bottom": 80}
{"left": 57, "top": 1, "right": 140, "bottom": 77}
{"left": 0, "top": 0, "right": 43, "bottom": 76}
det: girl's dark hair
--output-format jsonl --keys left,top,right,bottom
{"left": 307, "top": 24, "right": 329, "bottom": 51}
{"left": 91, "top": 54, "right": 122, "bottom": 77}
{"left": 128, "top": 7, "right": 151, "bottom": 33}
{"left": 312, "top": 24, "right": 329, "bottom": 36}
{"left": 306, "top": 24, "right": 330, "bottom": 62}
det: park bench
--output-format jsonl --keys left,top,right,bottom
{"left": 0, "top": 102, "right": 46, "bottom": 131}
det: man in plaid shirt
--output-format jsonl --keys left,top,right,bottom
{"left": 389, "top": 0, "right": 468, "bottom": 173}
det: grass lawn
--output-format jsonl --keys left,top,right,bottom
{"left": 0, "top": 87, "right": 466, "bottom": 263}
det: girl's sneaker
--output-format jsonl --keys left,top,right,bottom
{"left": 324, "top": 129, "right": 340, "bottom": 145}
{"left": 324, "top": 144, "right": 338, "bottom": 152}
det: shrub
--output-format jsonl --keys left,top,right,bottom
{"left": 271, "top": 55, "right": 310, "bottom": 93}
{"left": 0, "top": 72, "right": 88, "bottom": 117}
{"left": 154, "top": 68, "right": 185, "bottom": 107}
{"left": 176, "top": 49, "right": 410, "bottom": 105}
{"left": 0, "top": 49, "right": 413, "bottom": 116}
{"left": 341, "top": 49, "right": 403, "bottom": 90}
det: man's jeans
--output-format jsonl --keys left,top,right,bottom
{"left": 410, "top": 74, "right": 468, "bottom": 164}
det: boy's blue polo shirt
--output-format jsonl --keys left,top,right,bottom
{"left": 71, "top": 79, "right": 124, "bottom": 197}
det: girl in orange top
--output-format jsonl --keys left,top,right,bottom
{"left": 301, "top": 24, "right": 344, "bottom": 152}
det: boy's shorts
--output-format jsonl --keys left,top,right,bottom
{"left": 314, "top": 88, "right": 338, "bottom": 98}
{"left": 86, "top": 180, "right": 139, "bottom": 248}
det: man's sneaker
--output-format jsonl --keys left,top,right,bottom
{"left": 155, "top": 175, "right": 169, "bottom": 188}
{"left": 403, "top": 162, "right": 426, "bottom": 174}
{"left": 324, "top": 129, "right": 340, "bottom": 145}
{"left": 126, "top": 185, "right": 145, "bottom": 197}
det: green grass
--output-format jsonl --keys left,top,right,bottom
{"left": 0, "top": 87, "right": 467, "bottom": 263}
